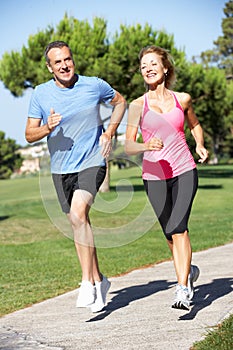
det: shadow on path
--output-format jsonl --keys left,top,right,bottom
{"left": 87, "top": 279, "right": 174, "bottom": 322}
{"left": 179, "top": 277, "right": 233, "bottom": 321}
{"left": 0, "top": 215, "right": 10, "bottom": 221}
{"left": 87, "top": 277, "right": 233, "bottom": 322}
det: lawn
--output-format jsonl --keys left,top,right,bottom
{"left": 1, "top": 164, "right": 233, "bottom": 323}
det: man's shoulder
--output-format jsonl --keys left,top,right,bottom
{"left": 77, "top": 75, "right": 113, "bottom": 94}
{"left": 78, "top": 75, "right": 103, "bottom": 85}
{"left": 34, "top": 79, "right": 54, "bottom": 92}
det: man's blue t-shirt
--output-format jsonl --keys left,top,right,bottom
{"left": 28, "top": 75, "right": 115, "bottom": 174}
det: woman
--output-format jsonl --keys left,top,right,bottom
{"left": 125, "top": 45, "right": 208, "bottom": 310}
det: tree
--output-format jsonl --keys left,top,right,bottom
{"left": 92, "top": 23, "right": 187, "bottom": 100}
{"left": 199, "top": 0, "right": 233, "bottom": 77}
{"left": 214, "top": 0, "right": 233, "bottom": 77}
{"left": 0, "top": 15, "right": 108, "bottom": 96}
{"left": 2, "top": 14, "right": 232, "bottom": 166}
{"left": 181, "top": 63, "right": 228, "bottom": 163}
{"left": 188, "top": 1, "right": 233, "bottom": 162}
{"left": 0, "top": 131, "right": 23, "bottom": 179}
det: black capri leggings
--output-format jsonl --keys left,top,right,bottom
{"left": 143, "top": 168, "right": 198, "bottom": 241}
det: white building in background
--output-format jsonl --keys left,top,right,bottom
{"left": 17, "top": 143, "right": 48, "bottom": 175}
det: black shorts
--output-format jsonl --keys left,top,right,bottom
{"left": 52, "top": 166, "right": 106, "bottom": 213}
{"left": 143, "top": 169, "right": 198, "bottom": 241}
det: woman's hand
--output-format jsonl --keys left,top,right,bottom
{"left": 146, "top": 137, "right": 164, "bottom": 151}
{"left": 196, "top": 144, "right": 209, "bottom": 163}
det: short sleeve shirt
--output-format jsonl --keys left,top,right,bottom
{"left": 28, "top": 75, "right": 115, "bottom": 174}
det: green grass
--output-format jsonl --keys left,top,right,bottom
{"left": 0, "top": 164, "right": 233, "bottom": 348}
{"left": 191, "top": 314, "right": 233, "bottom": 350}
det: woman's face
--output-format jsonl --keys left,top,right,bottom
{"left": 140, "top": 52, "right": 167, "bottom": 87}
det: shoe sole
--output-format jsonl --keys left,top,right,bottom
{"left": 172, "top": 301, "right": 189, "bottom": 311}
{"left": 91, "top": 280, "right": 111, "bottom": 313}
{"left": 101, "top": 280, "right": 111, "bottom": 304}
{"left": 76, "top": 300, "right": 95, "bottom": 308}
{"left": 188, "top": 266, "right": 200, "bottom": 300}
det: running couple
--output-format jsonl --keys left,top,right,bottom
{"left": 25, "top": 41, "right": 208, "bottom": 312}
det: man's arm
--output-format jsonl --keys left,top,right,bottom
{"left": 99, "top": 90, "right": 126, "bottom": 157}
{"left": 104, "top": 90, "right": 127, "bottom": 137}
{"left": 25, "top": 108, "right": 62, "bottom": 143}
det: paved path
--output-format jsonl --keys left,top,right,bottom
{"left": 0, "top": 243, "right": 233, "bottom": 350}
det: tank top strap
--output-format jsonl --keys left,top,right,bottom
{"left": 143, "top": 93, "right": 150, "bottom": 116}
{"left": 170, "top": 91, "right": 183, "bottom": 112}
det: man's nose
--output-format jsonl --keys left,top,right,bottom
{"left": 61, "top": 60, "right": 68, "bottom": 69}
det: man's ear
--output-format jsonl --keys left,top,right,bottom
{"left": 46, "top": 63, "right": 53, "bottom": 74}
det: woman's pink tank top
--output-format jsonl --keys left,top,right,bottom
{"left": 140, "top": 92, "right": 196, "bottom": 180}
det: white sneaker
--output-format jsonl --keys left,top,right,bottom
{"left": 90, "top": 276, "right": 111, "bottom": 313}
{"left": 187, "top": 265, "right": 200, "bottom": 300}
{"left": 76, "top": 281, "right": 96, "bottom": 308}
{"left": 172, "top": 284, "right": 190, "bottom": 310}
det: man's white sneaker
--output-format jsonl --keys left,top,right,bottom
{"left": 90, "top": 276, "right": 111, "bottom": 313}
{"left": 172, "top": 284, "right": 190, "bottom": 310}
{"left": 188, "top": 265, "right": 200, "bottom": 300}
{"left": 76, "top": 281, "right": 96, "bottom": 308}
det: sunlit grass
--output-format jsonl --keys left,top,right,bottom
{"left": 0, "top": 164, "right": 233, "bottom": 318}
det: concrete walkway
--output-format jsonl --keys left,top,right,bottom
{"left": 0, "top": 243, "right": 232, "bottom": 350}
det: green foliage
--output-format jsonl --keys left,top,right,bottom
{"left": 0, "top": 15, "right": 108, "bottom": 96}
{"left": 0, "top": 131, "right": 22, "bottom": 179}
{"left": 93, "top": 23, "right": 186, "bottom": 100}
{"left": 0, "top": 15, "right": 186, "bottom": 100}
{"left": 0, "top": 9, "right": 232, "bottom": 162}
{"left": 53, "top": 15, "right": 108, "bottom": 75}
{"left": 200, "top": 1, "right": 233, "bottom": 77}
{"left": 180, "top": 63, "right": 229, "bottom": 161}
{"left": 214, "top": 0, "right": 233, "bottom": 75}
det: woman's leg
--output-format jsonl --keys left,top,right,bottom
{"left": 167, "top": 232, "right": 191, "bottom": 286}
{"left": 167, "top": 170, "right": 198, "bottom": 286}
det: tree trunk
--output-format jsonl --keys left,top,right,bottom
{"left": 212, "top": 136, "right": 219, "bottom": 164}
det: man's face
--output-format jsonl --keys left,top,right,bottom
{"left": 46, "top": 46, "right": 76, "bottom": 88}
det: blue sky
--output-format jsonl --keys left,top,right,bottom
{"left": 0, "top": 0, "right": 226, "bottom": 146}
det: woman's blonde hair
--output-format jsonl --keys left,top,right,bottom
{"left": 139, "top": 45, "right": 176, "bottom": 89}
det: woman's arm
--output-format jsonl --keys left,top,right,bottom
{"left": 125, "top": 99, "right": 163, "bottom": 155}
{"left": 180, "top": 92, "right": 209, "bottom": 163}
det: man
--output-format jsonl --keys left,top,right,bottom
{"left": 25, "top": 41, "right": 126, "bottom": 313}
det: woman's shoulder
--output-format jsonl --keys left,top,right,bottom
{"left": 130, "top": 95, "right": 144, "bottom": 107}
{"left": 172, "top": 91, "right": 191, "bottom": 102}
{"left": 172, "top": 91, "right": 192, "bottom": 109}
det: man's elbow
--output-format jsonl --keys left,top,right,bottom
{"left": 25, "top": 131, "right": 35, "bottom": 144}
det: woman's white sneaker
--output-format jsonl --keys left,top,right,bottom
{"left": 172, "top": 284, "right": 190, "bottom": 310}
